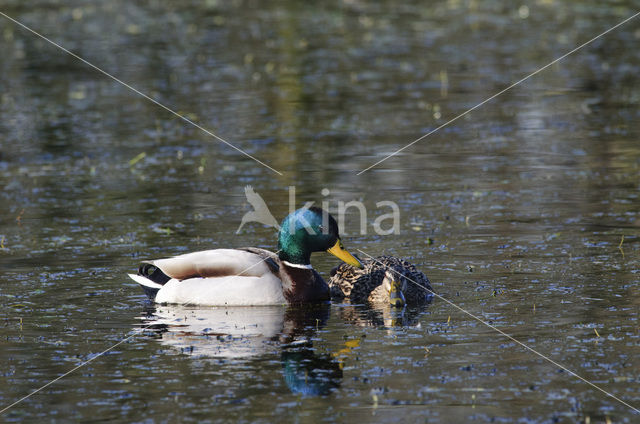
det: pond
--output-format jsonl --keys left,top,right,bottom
{"left": 1, "top": 0, "right": 639, "bottom": 422}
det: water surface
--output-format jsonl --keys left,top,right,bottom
{"left": 1, "top": 1, "right": 639, "bottom": 422}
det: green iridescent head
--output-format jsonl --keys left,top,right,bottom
{"left": 277, "top": 207, "right": 362, "bottom": 268}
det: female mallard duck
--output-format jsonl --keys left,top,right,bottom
{"left": 128, "top": 207, "right": 362, "bottom": 306}
{"left": 329, "top": 255, "right": 433, "bottom": 307}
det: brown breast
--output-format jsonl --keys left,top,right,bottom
{"left": 280, "top": 264, "right": 330, "bottom": 304}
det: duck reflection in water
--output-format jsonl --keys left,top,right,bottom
{"left": 335, "top": 303, "right": 428, "bottom": 328}
{"left": 139, "top": 303, "right": 342, "bottom": 396}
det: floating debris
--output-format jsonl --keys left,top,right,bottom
{"left": 129, "top": 152, "right": 146, "bottom": 166}
{"left": 15, "top": 209, "right": 24, "bottom": 226}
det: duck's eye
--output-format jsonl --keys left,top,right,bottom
{"left": 318, "top": 225, "right": 326, "bottom": 234}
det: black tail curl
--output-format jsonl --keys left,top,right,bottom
{"left": 137, "top": 262, "right": 171, "bottom": 300}
{"left": 139, "top": 262, "right": 171, "bottom": 285}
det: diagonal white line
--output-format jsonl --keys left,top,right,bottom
{"left": 0, "top": 327, "right": 146, "bottom": 415}
{"left": 357, "top": 11, "right": 640, "bottom": 175}
{"left": 356, "top": 248, "right": 640, "bottom": 415}
{"left": 0, "top": 11, "right": 283, "bottom": 176}
{"left": 0, "top": 251, "right": 280, "bottom": 415}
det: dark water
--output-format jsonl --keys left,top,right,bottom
{"left": 1, "top": 1, "right": 639, "bottom": 422}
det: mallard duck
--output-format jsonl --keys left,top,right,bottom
{"left": 329, "top": 255, "right": 433, "bottom": 307}
{"left": 128, "top": 207, "right": 363, "bottom": 306}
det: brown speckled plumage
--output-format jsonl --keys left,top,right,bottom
{"left": 329, "top": 255, "right": 433, "bottom": 304}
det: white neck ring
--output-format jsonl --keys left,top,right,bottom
{"left": 282, "top": 261, "right": 314, "bottom": 269}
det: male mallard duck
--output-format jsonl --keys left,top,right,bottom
{"left": 128, "top": 207, "right": 363, "bottom": 306}
{"left": 329, "top": 255, "right": 433, "bottom": 307}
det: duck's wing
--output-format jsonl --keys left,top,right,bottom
{"left": 129, "top": 248, "right": 285, "bottom": 305}
{"left": 328, "top": 260, "right": 370, "bottom": 299}
{"left": 237, "top": 247, "right": 280, "bottom": 273}
{"left": 374, "top": 255, "right": 434, "bottom": 300}
{"left": 148, "top": 248, "right": 276, "bottom": 280}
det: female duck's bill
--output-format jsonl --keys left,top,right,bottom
{"left": 387, "top": 276, "right": 406, "bottom": 308}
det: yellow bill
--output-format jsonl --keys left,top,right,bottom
{"left": 388, "top": 280, "right": 406, "bottom": 307}
{"left": 327, "top": 239, "right": 363, "bottom": 268}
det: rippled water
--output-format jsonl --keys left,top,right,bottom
{"left": 1, "top": 1, "right": 639, "bottom": 422}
